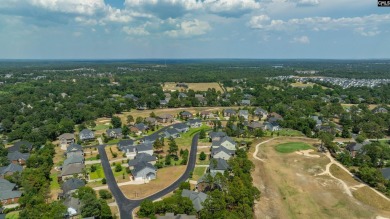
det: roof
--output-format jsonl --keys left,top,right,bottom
{"left": 145, "top": 117, "right": 157, "bottom": 123}
{"left": 381, "top": 168, "right": 390, "bottom": 180}
{"left": 131, "top": 162, "right": 156, "bottom": 175}
{"left": 128, "top": 153, "right": 157, "bottom": 166}
{"left": 0, "top": 163, "right": 23, "bottom": 175}
{"left": 241, "top": 99, "right": 250, "bottom": 104}
{"left": 62, "top": 178, "right": 85, "bottom": 194}
{"left": 209, "top": 158, "right": 230, "bottom": 171}
{"left": 118, "top": 139, "right": 135, "bottom": 149}
{"left": 166, "top": 128, "right": 180, "bottom": 136}
{"left": 212, "top": 136, "right": 236, "bottom": 146}
{"left": 7, "top": 151, "right": 30, "bottom": 161}
{"left": 160, "top": 100, "right": 168, "bottom": 105}
{"left": 347, "top": 141, "right": 370, "bottom": 152}
{"left": 224, "top": 109, "right": 236, "bottom": 114}
{"left": 247, "top": 121, "right": 262, "bottom": 129}
{"left": 63, "top": 155, "right": 84, "bottom": 166}
{"left": 254, "top": 107, "right": 268, "bottom": 115}
{"left": 8, "top": 140, "right": 33, "bottom": 152}
{"left": 0, "top": 179, "right": 16, "bottom": 192}
{"left": 137, "top": 143, "right": 153, "bottom": 152}
{"left": 188, "top": 119, "right": 202, "bottom": 125}
{"left": 208, "top": 131, "right": 227, "bottom": 139}
{"left": 61, "top": 163, "right": 85, "bottom": 176}
{"left": 0, "top": 190, "right": 22, "bottom": 201}
{"left": 158, "top": 114, "right": 173, "bottom": 119}
{"left": 106, "top": 128, "right": 122, "bottom": 135}
{"left": 79, "top": 129, "right": 94, "bottom": 136}
{"left": 181, "top": 189, "right": 207, "bottom": 212}
{"left": 157, "top": 213, "right": 196, "bottom": 219}
{"left": 134, "top": 123, "right": 149, "bottom": 131}
{"left": 172, "top": 123, "right": 188, "bottom": 130}
{"left": 211, "top": 147, "right": 235, "bottom": 157}
{"left": 238, "top": 110, "right": 249, "bottom": 116}
{"left": 180, "top": 111, "right": 192, "bottom": 116}
{"left": 67, "top": 144, "right": 83, "bottom": 153}
{"left": 58, "top": 133, "right": 75, "bottom": 140}
{"left": 64, "top": 197, "right": 81, "bottom": 216}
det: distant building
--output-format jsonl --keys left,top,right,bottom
{"left": 181, "top": 189, "right": 207, "bottom": 212}
{"left": 79, "top": 129, "right": 95, "bottom": 141}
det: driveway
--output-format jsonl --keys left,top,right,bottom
{"left": 98, "top": 132, "right": 199, "bottom": 219}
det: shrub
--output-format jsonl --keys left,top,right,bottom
{"left": 99, "top": 189, "right": 112, "bottom": 199}
{"left": 101, "top": 178, "right": 107, "bottom": 184}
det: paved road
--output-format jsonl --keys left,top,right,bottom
{"left": 98, "top": 133, "right": 199, "bottom": 219}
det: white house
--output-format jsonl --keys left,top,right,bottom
{"left": 211, "top": 136, "right": 237, "bottom": 151}
{"left": 131, "top": 162, "right": 156, "bottom": 181}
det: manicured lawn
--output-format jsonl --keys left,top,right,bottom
{"left": 6, "top": 211, "right": 20, "bottom": 219}
{"left": 50, "top": 172, "right": 60, "bottom": 190}
{"left": 275, "top": 142, "right": 312, "bottom": 153}
{"left": 196, "top": 154, "right": 210, "bottom": 165}
{"left": 94, "top": 124, "right": 110, "bottom": 131}
{"left": 85, "top": 156, "right": 99, "bottom": 161}
{"left": 107, "top": 138, "right": 120, "bottom": 144}
{"left": 89, "top": 164, "right": 105, "bottom": 179}
{"left": 192, "top": 166, "right": 207, "bottom": 181}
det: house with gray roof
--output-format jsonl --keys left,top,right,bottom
{"left": 241, "top": 99, "right": 251, "bottom": 106}
{"left": 373, "top": 107, "right": 388, "bottom": 114}
{"left": 7, "top": 151, "right": 30, "bottom": 165}
{"left": 180, "top": 111, "right": 193, "bottom": 119}
{"left": 157, "top": 213, "right": 196, "bottom": 219}
{"left": 172, "top": 123, "right": 189, "bottom": 133}
{"left": 0, "top": 163, "right": 23, "bottom": 178}
{"left": 79, "top": 129, "right": 95, "bottom": 141}
{"left": 0, "top": 179, "right": 21, "bottom": 205}
{"left": 66, "top": 144, "right": 84, "bottom": 158}
{"left": 223, "top": 109, "right": 237, "bottom": 117}
{"left": 181, "top": 189, "right": 208, "bottom": 212}
{"left": 211, "top": 147, "right": 235, "bottom": 160}
{"left": 128, "top": 153, "right": 157, "bottom": 168}
{"left": 137, "top": 143, "right": 154, "bottom": 156}
{"left": 380, "top": 168, "right": 390, "bottom": 180}
{"left": 238, "top": 110, "right": 249, "bottom": 120}
{"left": 118, "top": 139, "right": 135, "bottom": 150}
{"left": 59, "top": 163, "right": 85, "bottom": 181}
{"left": 145, "top": 117, "right": 157, "bottom": 126}
{"left": 63, "top": 155, "right": 84, "bottom": 167}
{"left": 131, "top": 162, "right": 156, "bottom": 181}
{"left": 254, "top": 107, "right": 268, "bottom": 118}
{"left": 64, "top": 196, "right": 81, "bottom": 217}
{"left": 131, "top": 123, "right": 149, "bottom": 134}
{"left": 58, "top": 133, "right": 75, "bottom": 149}
{"left": 211, "top": 136, "right": 236, "bottom": 151}
{"left": 122, "top": 145, "right": 137, "bottom": 159}
{"left": 60, "top": 178, "right": 85, "bottom": 198}
{"left": 8, "top": 141, "right": 33, "bottom": 153}
{"left": 160, "top": 99, "right": 168, "bottom": 107}
{"left": 157, "top": 114, "right": 174, "bottom": 123}
{"left": 178, "top": 93, "right": 188, "bottom": 99}
{"left": 347, "top": 141, "right": 370, "bottom": 157}
{"left": 165, "top": 128, "right": 181, "bottom": 139}
{"left": 106, "top": 128, "right": 122, "bottom": 139}
{"left": 264, "top": 121, "right": 281, "bottom": 132}
{"left": 247, "top": 121, "right": 262, "bottom": 131}
{"left": 188, "top": 119, "right": 202, "bottom": 128}
{"left": 208, "top": 131, "right": 227, "bottom": 142}
{"left": 209, "top": 158, "right": 230, "bottom": 175}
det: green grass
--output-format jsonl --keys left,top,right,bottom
{"left": 6, "top": 211, "right": 20, "bottom": 219}
{"left": 94, "top": 124, "right": 111, "bottom": 131}
{"left": 50, "top": 172, "right": 60, "bottom": 190}
{"left": 107, "top": 139, "right": 121, "bottom": 144}
{"left": 85, "top": 156, "right": 99, "bottom": 161}
{"left": 196, "top": 154, "right": 210, "bottom": 165}
{"left": 275, "top": 142, "right": 312, "bottom": 153}
{"left": 112, "top": 165, "right": 127, "bottom": 177}
{"left": 89, "top": 164, "right": 105, "bottom": 179}
{"left": 266, "top": 129, "right": 304, "bottom": 137}
{"left": 192, "top": 167, "right": 207, "bottom": 180}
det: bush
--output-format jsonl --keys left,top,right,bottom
{"left": 96, "top": 154, "right": 100, "bottom": 159}
{"left": 90, "top": 165, "right": 97, "bottom": 173}
{"left": 115, "top": 163, "right": 122, "bottom": 172}
{"left": 101, "top": 178, "right": 107, "bottom": 184}
{"left": 99, "top": 189, "right": 112, "bottom": 199}
{"left": 199, "top": 152, "right": 207, "bottom": 161}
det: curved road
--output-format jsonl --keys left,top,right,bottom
{"left": 98, "top": 133, "right": 199, "bottom": 219}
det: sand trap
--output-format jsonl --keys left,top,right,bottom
{"left": 295, "top": 149, "right": 320, "bottom": 158}
{"left": 376, "top": 216, "right": 389, "bottom": 219}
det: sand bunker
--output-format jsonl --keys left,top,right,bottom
{"left": 295, "top": 149, "right": 320, "bottom": 158}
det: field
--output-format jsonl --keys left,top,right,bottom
{"left": 120, "top": 165, "right": 186, "bottom": 199}
{"left": 250, "top": 137, "right": 390, "bottom": 219}
{"left": 192, "top": 166, "right": 207, "bottom": 181}
{"left": 88, "top": 164, "right": 105, "bottom": 180}
{"left": 162, "top": 82, "right": 223, "bottom": 92}
{"left": 5, "top": 211, "right": 19, "bottom": 219}
{"left": 290, "top": 82, "right": 330, "bottom": 89}
{"left": 275, "top": 142, "right": 312, "bottom": 153}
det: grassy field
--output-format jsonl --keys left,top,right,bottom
{"left": 275, "top": 142, "right": 312, "bottom": 153}
{"left": 6, "top": 211, "right": 20, "bottom": 219}
{"left": 329, "top": 164, "right": 361, "bottom": 186}
{"left": 192, "top": 166, "right": 207, "bottom": 181}
{"left": 89, "top": 164, "right": 105, "bottom": 180}
{"left": 162, "top": 82, "right": 223, "bottom": 92}
{"left": 353, "top": 187, "right": 390, "bottom": 211}
{"left": 290, "top": 82, "right": 330, "bottom": 89}
{"left": 50, "top": 172, "right": 60, "bottom": 190}
{"left": 267, "top": 129, "right": 304, "bottom": 137}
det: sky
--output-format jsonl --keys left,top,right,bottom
{"left": 0, "top": 0, "right": 389, "bottom": 59}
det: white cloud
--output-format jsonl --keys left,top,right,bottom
{"left": 292, "top": 35, "right": 310, "bottom": 44}
{"left": 203, "top": 0, "right": 261, "bottom": 17}
{"left": 248, "top": 15, "right": 270, "bottom": 29}
{"left": 354, "top": 27, "right": 381, "bottom": 37}
{"left": 103, "top": 7, "right": 132, "bottom": 23}
{"left": 123, "top": 26, "right": 150, "bottom": 36}
{"left": 290, "top": 0, "right": 320, "bottom": 7}
{"left": 30, "top": 0, "right": 106, "bottom": 15}
{"left": 249, "top": 13, "right": 390, "bottom": 35}
{"left": 165, "top": 19, "right": 211, "bottom": 38}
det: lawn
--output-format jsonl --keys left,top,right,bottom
{"left": 275, "top": 142, "right": 312, "bottom": 153}
{"left": 353, "top": 187, "right": 390, "bottom": 211}
{"left": 94, "top": 124, "right": 111, "bottom": 131}
{"left": 6, "top": 211, "right": 20, "bottom": 219}
{"left": 50, "top": 172, "right": 60, "bottom": 190}
{"left": 196, "top": 154, "right": 210, "bottom": 165}
{"left": 192, "top": 167, "right": 207, "bottom": 181}
{"left": 89, "top": 164, "right": 105, "bottom": 180}
{"left": 267, "top": 129, "right": 304, "bottom": 137}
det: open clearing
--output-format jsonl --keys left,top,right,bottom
{"left": 250, "top": 137, "right": 390, "bottom": 219}
{"left": 162, "top": 82, "right": 223, "bottom": 92}
{"left": 120, "top": 165, "right": 186, "bottom": 199}
{"left": 275, "top": 142, "right": 312, "bottom": 153}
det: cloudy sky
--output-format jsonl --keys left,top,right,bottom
{"left": 0, "top": 0, "right": 388, "bottom": 59}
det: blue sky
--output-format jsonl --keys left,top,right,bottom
{"left": 0, "top": 0, "right": 388, "bottom": 59}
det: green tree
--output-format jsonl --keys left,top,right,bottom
{"left": 115, "top": 163, "right": 122, "bottom": 172}
{"left": 199, "top": 151, "right": 207, "bottom": 161}
{"left": 127, "top": 115, "right": 134, "bottom": 124}
{"left": 80, "top": 193, "right": 101, "bottom": 218}
{"left": 111, "top": 116, "right": 122, "bottom": 128}
{"left": 136, "top": 116, "right": 144, "bottom": 124}
{"left": 138, "top": 199, "right": 155, "bottom": 218}
{"left": 122, "top": 125, "right": 130, "bottom": 138}
{"left": 199, "top": 129, "right": 206, "bottom": 139}
{"left": 99, "top": 189, "right": 112, "bottom": 200}
{"left": 168, "top": 137, "right": 178, "bottom": 155}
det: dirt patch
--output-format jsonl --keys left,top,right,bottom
{"left": 105, "top": 145, "right": 122, "bottom": 160}
{"left": 295, "top": 149, "right": 320, "bottom": 158}
{"left": 120, "top": 165, "right": 186, "bottom": 199}
{"left": 162, "top": 82, "right": 223, "bottom": 92}
{"left": 329, "top": 164, "right": 361, "bottom": 187}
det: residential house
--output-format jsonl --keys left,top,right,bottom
{"left": 106, "top": 128, "right": 123, "bottom": 139}
{"left": 157, "top": 114, "right": 174, "bottom": 123}
{"left": 145, "top": 117, "right": 158, "bottom": 126}
{"left": 211, "top": 147, "right": 235, "bottom": 160}
{"left": 137, "top": 103, "right": 148, "bottom": 110}
{"left": 59, "top": 163, "right": 85, "bottom": 181}
{"left": 66, "top": 144, "right": 84, "bottom": 158}
{"left": 64, "top": 196, "right": 81, "bottom": 217}
{"left": 58, "top": 133, "right": 75, "bottom": 149}
{"left": 223, "top": 109, "right": 237, "bottom": 117}
{"left": 195, "top": 94, "right": 207, "bottom": 105}
{"left": 196, "top": 174, "right": 223, "bottom": 193}
{"left": 178, "top": 93, "right": 188, "bottom": 99}
{"left": 159, "top": 100, "right": 169, "bottom": 108}
{"left": 63, "top": 155, "right": 84, "bottom": 166}
{"left": 7, "top": 151, "right": 29, "bottom": 165}
{"left": 60, "top": 178, "right": 85, "bottom": 199}
{"left": 131, "top": 162, "right": 156, "bottom": 181}
{"left": 373, "top": 107, "right": 388, "bottom": 114}
{"left": 181, "top": 189, "right": 208, "bottom": 212}
{"left": 268, "top": 112, "right": 283, "bottom": 120}
{"left": 254, "top": 107, "right": 268, "bottom": 118}
{"left": 172, "top": 123, "right": 189, "bottom": 133}
{"left": 347, "top": 141, "right": 370, "bottom": 157}
{"left": 310, "top": 116, "right": 323, "bottom": 129}
{"left": 241, "top": 99, "right": 250, "bottom": 106}
{"left": 264, "top": 121, "right": 281, "bottom": 132}
{"left": 238, "top": 110, "right": 249, "bottom": 120}
{"left": 7, "top": 141, "right": 33, "bottom": 153}
{"left": 123, "top": 94, "right": 139, "bottom": 102}
{"left": 209, "top": 158, "right": 230, "bottom": 175}
{"left": 380, "top": 168, "right": 390, "bottom": 180}
{"left": 180, "top": 111, "right": 193, "bottom": 119}
{"left": 0, "top": 163, "right": 23, "bottom": 178}
{"left": 188, "top": 119, "right": 202, "bottom": 128}
{"left": 157, "top": 213, "right": 196, "bottom": 219}
{"left": 118, "top": 139, "right": 135, "bottom": 150}
{"left": 165, "top": 128, "right": 181, "bottom": 139}
{"left": 247, "top": 121, "right": 262, "bottom": 131}
{"left": 200, "top": 111, "right": 215, "bottom": 119}
{"left": 208, "top": 131, "right": 227, "bottom": 142}
{"left": 140, "top": 134, "right": 160, "bottom": 144}
{"left": 131, "top": 123, "right": 149, "bottom": 134}
{"left": 0, "top": 179, "right": 21, "bottom": 205}
{"left": 211, "top": 136, "right": 237, "bottom": 151}
{"left": 123, "top": 146, "right": 137, "bottom": 159}
{"left": 137, "top": 143, "right": 154, "bottom": 156}
{"left": 79, "top": 129, "right": 95, "bottom": 141}
{"left": 128, "top": 153, "right": 157, "bottom": 169}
